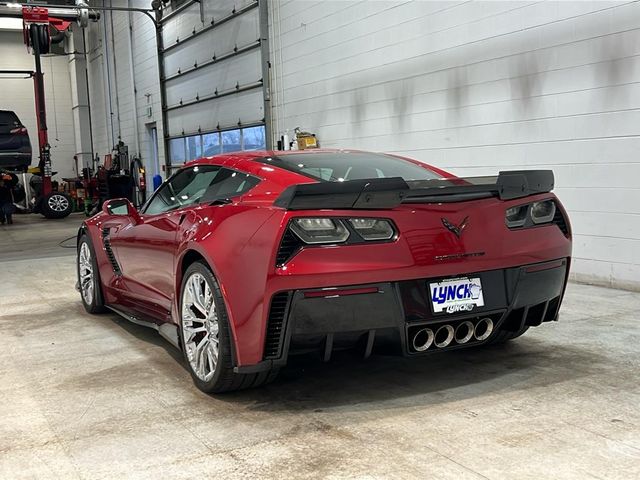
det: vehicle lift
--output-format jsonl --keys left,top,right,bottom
{"left": 0, "top": 3, "right": 99, "bottom": 218}
{"left": 1, "top": 1, "right": 152, "bottom": 218}
{"left": 24, "top": 5, "right": 97, "bottom": 218}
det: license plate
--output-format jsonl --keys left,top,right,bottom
{"left": 429, "top": 277, "right": 484, "bottom": 314}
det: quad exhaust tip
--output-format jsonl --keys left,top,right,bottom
{"left": 412, "top": 328, "right": 434, "bottom": 352}
{"left": 411, "top": 317, "right": 495, "bottom": 352}
{"left": 434, "top": 325, "right": 455, "bottom": 348}
{"left": 474, "top": 317, "right": 494, "bottom": 341}
{"left": 454, "top": 321, "right": 474, "bottom": 344}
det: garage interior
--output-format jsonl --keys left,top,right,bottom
{"left": 1, "top": 1, "right": 639, "bottom": 479}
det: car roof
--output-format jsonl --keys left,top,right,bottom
{"left": 185, "top": 149, "right": 450, "bottom": 185}
{"left": 186, "top": 150, "right": 320, "bottom": 186}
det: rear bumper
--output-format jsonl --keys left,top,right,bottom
{"left": 238, "top": 258, "right": 569, "bottom": 372}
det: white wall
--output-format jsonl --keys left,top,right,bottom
{"left": 0, "top": 31, "right": 78, "bottom": 179}
{"left": 270, "top": 0, "right": 640, "bottom": 291}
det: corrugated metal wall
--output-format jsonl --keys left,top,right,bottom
{"left": 159, "top": 0, "right": 268, "bottom": 168}
{"left": 269, "top": 0, "right": 640, "bottom": 291}
{"left": 85, "top": 0, "right": 269, "bottom": 180}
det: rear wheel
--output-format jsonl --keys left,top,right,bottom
{"left": 77, "top": 235, "right": 106, "bottom": 314}
{"left": 179, "top": 261, "right": 278, "bottom": 393}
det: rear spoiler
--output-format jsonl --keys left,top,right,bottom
{"left": 274, "top": 170, "right": 554, "bottom": 210}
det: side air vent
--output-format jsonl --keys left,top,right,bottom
{"left": 552, "top": 206, "right": 570, "bottom": 237}
{"left": 101, "top": 227, "right": 122, "bottom": 275}
{"left": 275, "top": 229, "right": 303, "bottom": 266}
{"left": 263, "top": 291, "right": 291, "bottom": 359}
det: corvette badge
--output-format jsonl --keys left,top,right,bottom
{"left": 441, "top": 216, "right": 469, "bottom": 238}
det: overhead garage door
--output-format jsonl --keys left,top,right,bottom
{"left": 159, "top": 0, "right": 270, "bottom": 170}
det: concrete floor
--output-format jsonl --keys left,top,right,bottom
{"left": 1, "top": 214, "right": 639, "bottom": 479}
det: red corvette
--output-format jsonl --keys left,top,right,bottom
{"left": 76, "top": 150, "right": 571, "bottom": 393}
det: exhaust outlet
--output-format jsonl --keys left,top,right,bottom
{"left": 434, "top": 325, "right": 455, "bottom": 348}
{"left": 412, "top": 328, "right": 434, "bottom": 352}
{"left": 454, "top": 321, "right": 474, "bottom": 344}
{"left": 474, "top": 318, "right": 494, "bottom": 341}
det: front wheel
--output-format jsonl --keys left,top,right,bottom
{"left": 77, "top": 235, "right": 106, "bottom": 313}
{"left": 179, "top": 261, "right": 278, "bottom": 393}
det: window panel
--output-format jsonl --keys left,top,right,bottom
{"left": 144, "top": 165, "right": 220, "bottom": 215}
{"left": 242, "top": 126, "right": 266, "bottom": 150}
{"left": 202, "top": 132, "right": 221, "bottom": 156}
{"left": 186, "top": 135, "right": 202, "bottom": 160}
{"left": 168, "top": 124, "right": 265, "bottom": 163}
{"left": 169, "top": 137, "right": 186, "bottom": 164}
{"left": 222, "top": 129, "right": 241, "bottom": 153}
{"left": 201, "top": 169, "right": 260, "bottom": 202}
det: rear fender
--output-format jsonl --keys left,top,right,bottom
{"left": 173, "top": 206, "right": 281, "bottom": 365}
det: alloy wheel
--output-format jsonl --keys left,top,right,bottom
{"left": 181, "top": 272, "right": 219, "bottom": 382}
{"left": 79, "top": 243, "right": 94, "bottom": 304}
{"left": 48, "top": 194, "right": 69, "bottom": 212}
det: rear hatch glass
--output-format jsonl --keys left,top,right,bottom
{"left": 256, "top": 152, "right": 443, "bottom": 182}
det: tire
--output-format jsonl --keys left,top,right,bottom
{"left": 77, "top": 235, "right": 107, "bottom": 314}
{"left": 489, "top": 326, "right": 530, "bottom": 345}
{"left": 41, "top": 192, "right": 73, "bottom": 219}
{"left": 179, "top": 261, "right": 279, "bottom": 393}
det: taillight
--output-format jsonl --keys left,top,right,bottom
{"left": 348, "top": 218, "right": 396, "bottom": 241}
{"left": 530, "top": 200, "right": 556, "bottom": 224}
{"left": 289, "top": 217, "right": 398, "bottom": 245}
{"left": 276, "top": 217, "right": 398, "bottom": 266}
{"left": 505, "top": 205, "right": 528, "bottom": 228}
{"left": 10, "top": 127, "right": 28, "bottom": 135}
{"left": 290, "top": 218, "right": 350, "bottom": 244}
{"left": 505, "top": 199, "right": 568, "bottom": 235}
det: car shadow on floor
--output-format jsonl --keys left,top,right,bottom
{"left": 225, "top": 341, "right": 606, "bottom": 412}
{"left": 107, "top": 314, "right": 187, "bottom": 367}
{"left": 108, "top": 315, "right": 606, "bottom": 412}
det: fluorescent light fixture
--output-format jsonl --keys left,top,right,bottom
{"left": 0, "top": 18, "right": 23, "bottom": 31}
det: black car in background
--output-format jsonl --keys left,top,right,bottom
{"left": 0, "top": 110, "right": 32, "bottom": 172}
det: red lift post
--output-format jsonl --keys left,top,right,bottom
{"left": 22, "top": 6, "right": 72, "bottom": 204}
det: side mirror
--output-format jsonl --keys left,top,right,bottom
{"left": 102, "top": 198, "right": 141, "bottom": 223}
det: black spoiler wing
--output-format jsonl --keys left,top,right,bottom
{"left": 274, "top": 170, "right": 554, "bottom": 210}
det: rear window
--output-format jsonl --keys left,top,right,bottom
{"left": 256, "top": 152, "right": 441, "bottom": 182}
{"left": 0, "top": 111, "right": 20, "bottom": 126}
